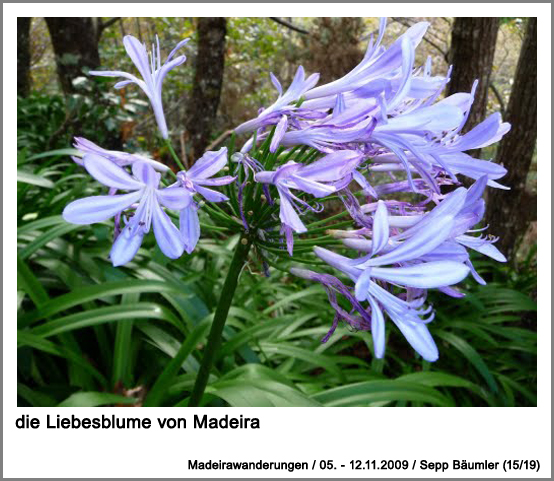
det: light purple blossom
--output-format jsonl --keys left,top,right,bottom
{"left": 174, "top": 147, "right": 236, "bottom": 253}
{"left": 72, "top": 137, "right": 169, "bottom": 172}
{"left": 90, "top": 35, "right": 189, "bottom": 139}
{"left": 310, "top": 196, "right": 476, "bottom": 361}
{"left": 304, "top": 19, "right": 429, "bottom": 101}
{"left": 290, "top": 268, "right": 372, "bottom": 343}
{"left": 255, "top": 150, "right": 362, "bottom": 254}
{"left": 343, "top": 177, "right": 506, "bottom": 285}
{"left": 234, "top": 66, "right": 320, "bottom": 135}
{"left": 63, "top": 154, "right": 188, "bottom": 266}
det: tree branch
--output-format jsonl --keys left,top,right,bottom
{"left": 391, "top": 17, "right": 448, "bottom": 60}
{"left": 489, "top": 82, "right": 506, "bottom": 116}
{"left": 99, "top": 17, "right": 121, "bottom": 33}
{"left": 269, "top": 17, "right": 310, "bottom": 35}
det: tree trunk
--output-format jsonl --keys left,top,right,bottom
{"left": 304, "top": 18, "right": 365, "bottom": 85}
{"left": 17, "top": 17, "right": 32, "bottom": 97}
{"left": 486, "top": 18, "right": 537, "bottom": 262}
{"left": 447, "top": 18, "right": 500, "bottom": 136}
{"left": 44, "top": 17, "right": 101, "bottom": 94}
{"left": 185, "top": 17, "right": 227, "bottom": 161}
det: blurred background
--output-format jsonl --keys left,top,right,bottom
{"left": 17, "top": 18, "right": 537, "bottom": 407}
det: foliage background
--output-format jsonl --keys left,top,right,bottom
{"left": 17, "top": 17, "right": 537, "bottom": 407}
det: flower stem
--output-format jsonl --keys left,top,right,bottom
{"left": 165, "top": 140, "right": 187, "bottom": 171}
{"left": 188, "top": 236, "right": 251, "bottom": 406}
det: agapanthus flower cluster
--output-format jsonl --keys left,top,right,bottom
{"left": 63, "top": 19, "right": 509, "bottom": 362}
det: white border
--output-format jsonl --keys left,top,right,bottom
{"left": 4, "top": 4, "right": 551, "bottom": 478}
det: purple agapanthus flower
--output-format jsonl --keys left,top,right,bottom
{"left": 312, "top": 198, "right": 472, "bottom": 361}
{"left": 234, "top": 66, "right": 320, "bottom": 135}
{"left": 173, "top": 147, "right": 236, "bottom": 253}
{"left": 304, "top": 19, "right": 428, "bottom": 101}
{"left": 290, "top": 268, "right": 373, "bottom": 342}
{"left": 90, "top": 35, "right": 189, "bottom": 139}
{"left": 255, "top": 150, "right": 362, "bottom": 254}
{"left": 63, "top": 154, "right": 188, "bottom": 266}
{"left": 342, "top": 177, "right": 506, "bottom": 288}
{"left": 72, "top": 137, "right": 169, "bottom": 172}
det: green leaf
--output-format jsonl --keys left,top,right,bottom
{"left": 17, "top": 170, "right": 55, "bottom": 189}
{"left": 312, "top": 380, "right": 453, "bottom": 407}
{"left": 112, "top": 293, "right": 139, "bottom": 387}
{"left": 207, "top": 378, "right": 321, "bottom": 407}
{"left": 27, "top": 148, "right": 81, "bottom": 161}
{"left": 20, "top": 280, "right": 187, "bottom": 326}
{"left": 436, "top": 331, "right": 498, "bottom": 393}
{"left": 17, "top": 256, "right": 49, "bottom": 308}
{"left": 144, "top": 320, "right": 211, "bottom": 407}
{"left": 30, "top": 303, "right": 183, "bottom": 339}
{"left": 18, "top": 330, "right": 107, "bottom": 386}
{"left": 19, "top": 223, "right": 83, "bottom": 260}
{"left": 18, "top": 383, "right": 57, "bottom": 407}
{"left": 260, "top": 342, "right": 343, "bottom": 380}
{"left": 58, "top": 392, "right": 137, "bottom": 407}
{"left": 17, "top": 215, "right": 66, "bottom": 236}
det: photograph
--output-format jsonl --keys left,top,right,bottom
{"left": 16, "top": 15, "right": 537, "bottom": 409}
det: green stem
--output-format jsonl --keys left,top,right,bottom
{"left": 165, "top": 140, "right": 187, "bottom": 171}
{"left": 188, "top": 237, "right": 252, "bottom": 406}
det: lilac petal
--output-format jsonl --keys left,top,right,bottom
{"left": 270, "top": 115, "right": 288, "bottom": 153}
{"left": 63, "top": 191, "right": 142, "bottom": 225}
{"left": 391, "top": 315, "right": 439, "bottom": 362}
{"left": 354, "top": 268, "right": 372, "bottom": 301}
{"left": 372, "top": 200, "right": 389, "bottom": 256}
{"left": 358, "top": 215, "right": 454, "bottom": 268}
{"left": 89, "top": 70, "right": 143, "bottom": 87}
{"left": 155, "top": 55, "right": 187, "bottom": 98}
{"left": 187, "top": 147, "right": 228, "bottom": 180}
{"left": 342, "top": 237, "right": 374, "bottom": 252}
{"left": 123, "top": 35, "right": 153, "bottom": 85}
{"left": 114, "top": 80, "right": 134, "bottom": 89}
{"left": 255, "top": 170, "right": 277, "bottom": 184}
{"left": 166, "top": 38, "right": 190, "bottom": 63}
{"left": 352, "top": 170, "right": 378, "bottom": 198}
{"left": 313, "top": 247, "right": 359, "bottom": 280}
{"left": 195, "top": 175, "right": 236, "bottom": 187}
{"left": 152, "top": 202, "right": 184, "bottom": 259}
{"left": 368, "top": 296, "right": 386, "bottom": 358}
{"left": 156, "top": 186, "right": 192, "bottom": 209}
{"left": 455, "top": 113, "right": 511, "bottom": 151}
{"left": 397, "top": 188, "right": 467, "bottom": 240}
{"left": 132, "top": 161, "right": 161, "bottom": 188}
{"left": 467, "top": 260, "right": 487, "bottom": 285}
{"left": 299, "top": 150, "right": 362, "bottom": 182}
{"left": 283, "top": 224, "right": 295, "bottom": 256}
{"left": 371, "top": 260, "right": 470, "bottom": 288}
{"left": 442, "top": 153, "right": 507, "bottom": 182}
{"left": 333, "top": 93, "right": 346, "bottom": 117}
{"left": 180, "top": 205, "right": 200, "bottom": 254}
{"left": 420, "top": 241, "right": 470, "bottom": 263}
{"left": 464, "top": 175, "right": 488, "bottom": 207}
{"left": 387, "top": 36, "right": 414, "bottom": 111}
{"left": 270, "top": 72, "right": 283, "bottom": 96}
{"left": 289, "top": 176, "right": 336, "bottom": 197}
{"left": 83, "top": 154, "right": 144, "bottom": 191}
{"left": 439, "top": 286, "right": 466, "bottom": 298}
{"left": 456, "top": 235, "right": 507, "bottom": 262}
{"left": 110, "top": 230, "right": 144, "bottom": 266}
{"left": 194, "top": 185, "right": 229, "bottom": 203}
{"left": 378, "top": 103, "right": 464, "bottom": 133}
{"left": 278, "top": 188, "right": 307, "bottom": 233}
